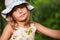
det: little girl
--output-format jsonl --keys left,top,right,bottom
{"left": 0, "top": 0, "right": 60, "bottom": 40}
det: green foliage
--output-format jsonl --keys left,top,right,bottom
{"left": 0, "top": 0, "right": 60, "bottom": 40}
{"left": 0, "top": 0, "right": 6, "bottom": 35}
{"left": 30, "top": 0, "right": 60, "bottom": 29}
{"left": 28, "top": 0, "right": 60, "bottom": 40}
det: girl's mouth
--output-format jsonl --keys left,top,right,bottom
{"left": 20, "top": 13, "right": 25, "bottom": 17}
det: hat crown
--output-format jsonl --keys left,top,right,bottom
{"left": 5, "top": 0, "right": 25, "bottom": 7}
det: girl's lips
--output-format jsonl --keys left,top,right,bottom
{"left": 20, "top": 13, "right": 25, "bottom": 17}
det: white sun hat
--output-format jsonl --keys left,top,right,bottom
{"left": 1, "top": 0, "right": 34, "bottom": 21}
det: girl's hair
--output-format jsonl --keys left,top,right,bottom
{"left": 6, "top": 3, "right": 30, "bottom": 29}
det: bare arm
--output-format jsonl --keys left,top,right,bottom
{"left": 34, "top": 22, "right": 60, "bottom": 39}
{"left": 0, "top": 23, "right": 13, "bottom": 40}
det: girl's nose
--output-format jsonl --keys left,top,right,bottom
{"left": 19, "top": 10, "right": 22, "bottom": 13}
{"left": 18, "top": 9, "right": 22, "bottom": 13}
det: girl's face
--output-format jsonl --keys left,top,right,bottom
{"left": 12, "top": 5, "right": 30, "bottom": 22}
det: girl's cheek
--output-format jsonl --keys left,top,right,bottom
{"left": 14, "top": 12, "right": 19, "bottom": 15}
{"left": 12, "top": 12, "right": 19, "bottom": 18}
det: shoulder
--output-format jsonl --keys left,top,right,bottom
{"left": 5, "top": 23, "right": 13, "bottom": 29}
{"left": 0, "top": 23, "right": 14, "bottom": 40}
{"left": 32, "top": 22, "right": 43, "bottom": 29}
{"left": 3, "top": 22, "right": 13, "bottom": 34}
{"left": 32, "top": 22, "right": 41, "bottom": 26}
{"left": 31, "top": 22, "right": 44, "bottom": 28}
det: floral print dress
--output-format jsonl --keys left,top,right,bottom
{"left": 9, "top": 23, "right": 36, "bottom": 40}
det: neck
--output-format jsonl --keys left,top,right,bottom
{"left": 16, "top": 18, "right": 31, "bottom": 28}
{"left": 17, "top": 21, "right": 30, "bottom": 26}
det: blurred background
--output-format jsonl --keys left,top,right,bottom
{"left": 0, "top": 0, "right": 60, "bottom": 40}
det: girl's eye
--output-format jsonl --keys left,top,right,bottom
{"left": 14, "top": 9, "right": 17, "bottom": 11}
{"left": 13, "top": 7, "right": 18, "bottom": 11}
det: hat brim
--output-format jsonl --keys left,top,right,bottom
{"left": 1, "top": 1, "right": 34, "bottom": 21}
